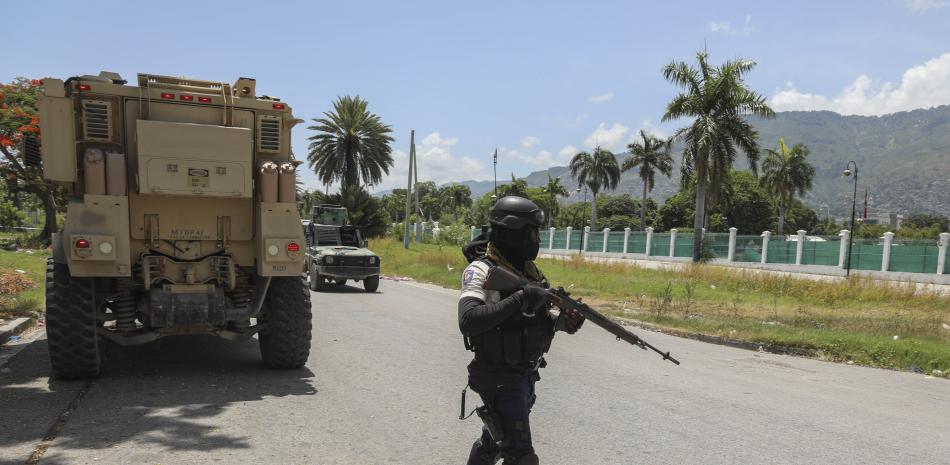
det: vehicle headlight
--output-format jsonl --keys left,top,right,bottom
{"left": 368, "top": 256, "right": 376, "bottom": 265}
{"left": 325, "top": 256, "right": 335, "bottom": 264}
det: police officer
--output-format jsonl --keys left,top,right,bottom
{"left": 459, "top": 196, "right": 585, "bottom": 465}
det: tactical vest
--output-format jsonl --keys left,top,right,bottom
{"left": 466, "top": 259, "right": 555, "bottom": 369}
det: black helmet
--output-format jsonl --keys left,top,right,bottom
{"left": 489, "top": 196, "right": 544, "bottom": 230}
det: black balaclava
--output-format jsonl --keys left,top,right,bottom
{"left": 491, "top": 225, "right": 540, "bottom": 270}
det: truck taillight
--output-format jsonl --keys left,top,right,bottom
{"left": 76, "top": 84, "right": 91, "bottom": 91}
{"left": 287, "top": 242, "right": 300, "bottom": 252}
{"left": 180, "top": 95, "right": 194, "bottom": 101}
{"left": 75, "top": 238, "right": 91, "bottom": 249}
{"left": 161, "top": 93, "right": 174, "bottom": 100}
{"left": 198, "top": 97, "right": 212, "bottom": 103}
{"left": 272, "top": 103, "right": 286, "bottom": 110}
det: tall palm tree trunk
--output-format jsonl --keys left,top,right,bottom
{"left": 641, "top": 182, "right": 648, "bottom": 231}
{"left": 692, "top": 169, "right": 707, "bottom": 262}
{"left": 777, "top": 197, "right": 785, "bottom": 237}
{"left": 590, "top": 191, "right": 597, "bottom": 231}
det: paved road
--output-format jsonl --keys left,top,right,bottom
{"left": 1, "top": 279, "right": 949, "bottom": 465}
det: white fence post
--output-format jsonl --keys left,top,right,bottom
{"left": 548, "top": 227, "right": 555, "bottom": 250}
{"left": 936, "top": 233, "right": 949, "bottom": 275}
{"left": 669, "top": 228, "right": 678, "bottom": 257}
{"left": 761, "top": 231, "right": 771, "bottom": 264}
{"left": 602, "top": 228, "right": 610, "bottom": 253}
{"left": 565, "top": 227, "right": 573, "bottom": 251}
{"left": 582, "top": 226, "right": 590, "bottom": 252}
{"left": 838, "top": 229, "right": 850, "bottom": 268}
{"left": 645, "top": 227, "right": 654, "bottom": 257}
{"left": 432, "top": 226, "right": 441, "bottom": 241}
{"left": 881, "top": 232, "right": 894, "bottom": 272}
{"left": 470, "top": 225, "right": 476, "bottom": 240}
{"left": 623, "top": 227, "right": 631, "bottom": 254}
{"left": 795, "top": 230, "right": 806, "bottom": 265}
{"left": 727, "top": 227, "right": 737, "bottom": 262}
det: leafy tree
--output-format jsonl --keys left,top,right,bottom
{"left": 296, "top": 189, "right": 328, "bottom": 218}
{"left": 623, "top": 130, "right": 673, "bottom": 231}
{"left": 379, "top": 189, "right": 408, "bottom": 222}
{"left": 307, "top": 95, "right": 394, "bottom": 189}
{"left": 440, "top": 184, "right": 472, "bottom": 221}
{"left": 325, "top": 186, "right": 390, "bottom": 237}
{"left": 659, "top": 170, "right": 776, "bottom": 234}
{"left": 784, "top": 198, "right": 819, "bottom": 234}
{"left": 760, "top": 138, "right": 815, "bottom": 236}
{"left": 0, "top": 78, "right": 61, "bottom": 243}
{"left": 541, "top": 175, "right": 569, "bottom": 227}
{"left": 569, "top": 147, "right": 620, "bottom": 230}
{"left": 662, "top": 50, "right": 774, "bottom": 261}
{"left": 903, "top": 213, "right": 949, "bottom": 232}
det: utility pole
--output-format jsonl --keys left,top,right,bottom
{"left": 493, "top": 149, "right": 498, "bottom": 197}
{"left": 414, "top": 140, "right": 421, "bottom": 242}
{"left": 402, "top": 130, "right": 414, "bottom": 249}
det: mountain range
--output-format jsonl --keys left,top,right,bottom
{"left": 384, "top": 106, "right": 950, "bottom": 218}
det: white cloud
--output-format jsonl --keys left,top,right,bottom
{"left": 708, "top": 15, "right": 753, "bottom": 35}
{"left": 903, "top": 0, "right": 949, "bottom": 12}
{"left": 583, "top": 122, "right": 629, "bottom": 151}
{"left": 636, "top": 119, "right": 667, "bottom": 139}
{"left": 588, "top": 91, "right": 615, "bottom": 103}
{"left": 372, "top": 132, "right": 489, "bottom": 192}
{"left": 558, "top": 145, "right": 578, "bottom": 159}
{"left": 769, "top": 53, "right": 950, "bottom": 115}
{"left": 521, "top": 136, "right": 540, "bottom": 149}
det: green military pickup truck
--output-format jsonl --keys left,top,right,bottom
{"left": 304, "top": 205, "right": 380, "bottom": 292}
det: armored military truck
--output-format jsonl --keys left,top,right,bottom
{"left": 37, "top": 72, "right": 311, "bottom": 379}
{"left": 304, "top": 205, "right": 380, "bottom": 292}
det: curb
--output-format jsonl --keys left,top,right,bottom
{"left": 0, "top": 317, "right": 36, "bottom": 346}
{"left": 614, "top": 316, "right": 817, "bottom": 358}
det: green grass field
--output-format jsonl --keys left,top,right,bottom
{"left": 375, "top": 238, "right": 950, "bottom": 377}
{"left": 0, "top": 248, "right": 49, "bottom": 319}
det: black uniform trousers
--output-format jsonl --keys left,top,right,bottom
{"left": 466, "top": 372, "right": 537, "bottom": 464}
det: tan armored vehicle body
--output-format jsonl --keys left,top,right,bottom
{"left": 38, "top": 72, "right": 312, "bottom": 379}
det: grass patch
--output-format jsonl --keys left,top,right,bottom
{"left": 0, "top": 248, "right": 49, "bottom": 319}
{"left": 375, "top": 238, "right": 950, "bottom": 377}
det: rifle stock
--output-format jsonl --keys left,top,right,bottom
{"left": 483, "top": 265, "right": 680, "bottom": 365}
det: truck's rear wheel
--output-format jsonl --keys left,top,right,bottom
{"left": 363, "top": 275, "right": 380, "bottom": 293}
{"left": 45, "top": 258, "right": 101, "bottom": 379}
{"left": 259, "top": 277, "right": 312, "bottom": 368}
{"left": 309, "top": 264, "right": 327, "bottom": 291}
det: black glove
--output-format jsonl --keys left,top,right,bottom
{"left": 520, "top": 282, "right": 549, "bottom": 315}
{"left": 560, "top": 308, "right": 585, "bottom": 334}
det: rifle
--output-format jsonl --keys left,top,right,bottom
{"left": 483, "top": 265, "right": 680, "bottom": 365}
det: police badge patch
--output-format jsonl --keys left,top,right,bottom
{"left": 462, "top": 268, "right": 475, "bottom": 286}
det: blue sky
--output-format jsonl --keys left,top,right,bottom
{"left": 6, "top": 0, "right": 950, "bottom": 192}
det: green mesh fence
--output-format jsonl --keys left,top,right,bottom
{"left": 766, "top": 237, "right": 796, "bottom": 264}
{"left": 627, "top": 232, "right": 647, "bottom": 254}
{"left": 651, "top": 234, "right": 671, "bottom": 256}
{"left": 568, "top": 230, "right": 582, "bottom": 250}
{"left": 586, "top": 231, "right": 604, "bottom": 252}
{"left": 539, "top": 230, "right": 550, "bottom": 248}
{"left": 846, "top": 239, "right": 884, "bottom": 271}
{"left": 673, "top": 234, "right": 694, "bottom": 257}
{"left": 552, "top": 230, "right": 567, "bottom": 249}
{"left": 945, "top": 246, "right": 950, "bottom": 274}
{"left": 606, "top": 231, "right": 626, "bottom": 252}
{"left": 734, "top": 235, "right": 763, "bottom": 262}
{"left": 888, "top": 239, "right": 940, "bottom": 273}
{"left": 801, "top": 237, "right": 841, "bottom": 266}
{"left": 705, "top": 233, "right": 731, "bottom": 259}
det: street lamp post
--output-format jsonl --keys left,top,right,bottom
{"left": 843, "top": 161, "right": 859, "bottom": 278}
{"left": 493, "top": 149, "right": 498, "bottom": 198}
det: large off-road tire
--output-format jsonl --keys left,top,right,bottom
{"left": 45, "top": 258, "right": 101, "bottom": 379}
{"left": 259, "top": 277, "right": 312, "bottom": 369}
{"left": 308, "top": 263, "right": 319, "bottom": 291}
{"left": 334, "top": 279, "right": 346, "bottom": 286}
{"left": 363, "top": 275, "right": 380, "bottom": 293}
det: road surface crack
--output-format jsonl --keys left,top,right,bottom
{"left": 25, "top": 379, "right": 95, "bottom": 465}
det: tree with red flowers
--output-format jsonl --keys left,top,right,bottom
{"left": 0, "top": 78, "right": 60, "bottom": 243}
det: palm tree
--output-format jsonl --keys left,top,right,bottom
{"left": 662, "top": 50, "right": 775, "bottom": 262}
{"left": 307, "top": 95, "right": 394, "bottom": 189}
{"left": 623, "top": 130, "right": 673, "bottom": 230}
{"left": 542, "top": 175, "right": 569, "bottom": 227}
{"left": 760, "top": 138, "right": 815, "bottom": 236}
{"left": 569, "top": 147, "right": 620, "bottom": 230}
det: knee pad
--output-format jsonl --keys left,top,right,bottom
{"left": 503, "top": 451, "right": 539, "bottom": 465}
